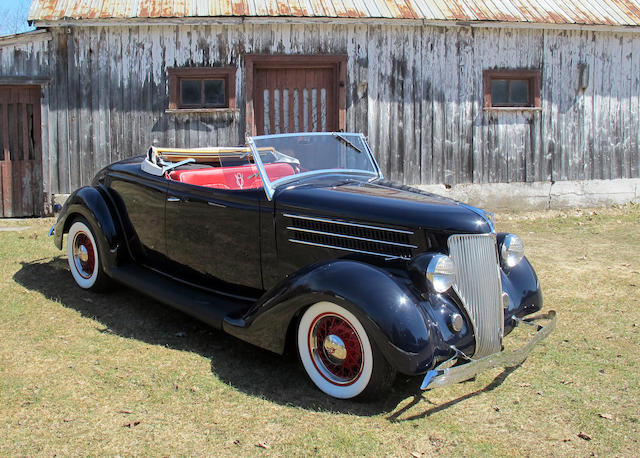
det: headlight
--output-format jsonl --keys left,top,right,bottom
{"left": 501, "top": 234, "right": 525, "bottom": 267}
{"left": 426, "top": 255, "right": 456, "bottom": 293}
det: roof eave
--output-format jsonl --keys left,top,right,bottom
{"left": 29, "top": 16, "right": 640, "bottom": 33}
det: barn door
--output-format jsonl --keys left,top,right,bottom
{"left": 246, "top": 56, "right": 346, "bottom": 135}
{"left": 0, "top": 86, "right": 43, "bottom": 217}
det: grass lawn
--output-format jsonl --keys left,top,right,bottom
{"left": 1, "top": 205, "right": 638, "bottom": 456}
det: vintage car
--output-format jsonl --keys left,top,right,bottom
{"left": 50, "top": 132, "right": 556, "bottom": 400}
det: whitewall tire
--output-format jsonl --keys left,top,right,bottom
{"left": 297, "top": 301, "right": 394, "bottom": 400}
{"left": 66, "top": 218, "right": 109, "bottom": 291}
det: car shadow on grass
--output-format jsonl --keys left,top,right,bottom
{"left": 14, "top": 257, "right": 515, "bottom": 417}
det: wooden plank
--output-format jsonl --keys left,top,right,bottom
{"left": 55, "top": 31, "right": 70, "bottom": 193}
{"left": 631, "top": 33, "right": 640, "bottom": 178}
{"left": 121, "top": 26, "right": 134, "bottom": 156}
{"left": 39, "top": 83, "right": 50, "bottom": 210}
{"left": 563, "top": 31, "right": 578, "bottom": 181}
{"left": 431, "top": 27, "right": 445, "bottom": 184}
{"left": 77, "top": 27, "right": 93, "bottom": 188}
{"left": 442, "top": 27, "right": 457, "bottom": 186}
{"left": 162, "top": 25, "right": 177, "bottom": 148}
{"left": 354, "top": 24, "right": 369, "bottom": 137}
{"left": 31, "top": 86, "right": 43, "bottom": 216}
{"left": 619, "top": 34, "right": 632, "bottom": 178}
{"left": 20, "top": 90, "right": 34, "bottom": 215}
{"left": 366, "top": 25, "right": 380, "bottom": 171}
{"left": 1, "top": 97, "right": 10, "bottom": 216}
{"left": 457, "top": 27, "right": 474, "bottom": 184}
{"left": 189, "top": 26, "right": 202, "bottom": 148}
{"left": 541, "top": 30, "right": 555, "bottom": 182}
{"left": 419, "top": 27, "right": 433, "bottom": 184}
{"left": 402, "top": 26, "right": 419, "bottom": 185}
{"left": 113, "top": 28, "right": 125, "bottom": 161}
{"left": 609, "top": 33, "right": 623, "bottom": 179}
{"left": 67, "top": 28, "right": 81, "bottom": 190}
{"left": 97, "top": 26, "right": 110, "bottom": 169}
{"left": 529, "top": 30, "right": 544, "bottom": 183}
{"left": 375, "top": 26, "right": 391, "bottom": 180}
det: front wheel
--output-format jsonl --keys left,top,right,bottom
{"left": 297, "top": 301, "right": 395, "bottom": 400}
{"left": 66, "top": 217, "right": 111, "bottom": 292}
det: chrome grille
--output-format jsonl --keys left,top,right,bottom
{"left": 284, "top": 213, "right": 415, "bottom": 260}
{"left": 448, "top": 234, "right": 504, "bottom": 358}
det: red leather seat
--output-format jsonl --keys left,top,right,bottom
{"left": 169, "top": 163, "right": 295, "bottom": 190}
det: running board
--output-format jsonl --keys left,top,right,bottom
{"left": 109, "top": 264, "right": 251, "bottom": 329}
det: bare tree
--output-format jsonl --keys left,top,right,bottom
{"left": 0, "top": 0, "right": 35, "bottom": 36}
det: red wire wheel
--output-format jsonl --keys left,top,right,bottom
{"left": 298, "top": 301, "right": 377, "bottom": 399}
{"left": 308, "top": 313, "right": 364, "bottom": 385}
{"left": 72, "top": 232, "right": 96, "bottom": 279}
{"left": 66, "top": 219, "right": 105, "bottom": 290}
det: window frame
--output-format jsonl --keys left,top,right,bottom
{"left": 483, "top": 69, "right": 541, "bottom": 110}
{"left": 168, "top": 67, "right": 236, "bottom": 111}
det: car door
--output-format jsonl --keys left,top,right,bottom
{"left": 164, "top": 181, "right": 263, "bottom": 293}
{"left": 107, "top": 163, "right": 170, "bottom": 270}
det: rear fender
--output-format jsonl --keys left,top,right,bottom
{"left": 53, "top": 186, "right": 124, "bottom": 273}
{"left": 223, "top": 260, "right": 437, "bottom": 375}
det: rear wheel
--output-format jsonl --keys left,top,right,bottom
{"left": 297, "top": 301, "right": 395, "bottom": 400}
{"left": 66, "top": 218, "right": 111, "bottom": 292}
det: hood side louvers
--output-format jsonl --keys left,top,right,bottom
{"left": 284, "top": 213, "right": 416, "bottom": 260}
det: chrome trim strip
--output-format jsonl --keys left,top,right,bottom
{"left": 283, "top": 213, "right": 414, "bottom": 235}
{"left": 288, "top": 239, "right": 410, "bottom": 260}
{"left": 286, "top": 226, "right": 418, "bottom": 248}
{"left": 421, "top": 311, "right": 557, "bottom": 390}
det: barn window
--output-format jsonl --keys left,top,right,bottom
{"left": 483, "top": 70, "right": 541, "bottom": 109}
{"left": 168, "top": 67, "right": 236, "bottom": 110}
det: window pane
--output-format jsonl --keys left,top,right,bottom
{"left": 181, "top": 80, "right": 201, "bottom": 106}
{"left": 510, "top": 80, "right": 530, "bottom": 105}
{"left": 490, "top": 79, "right": 509, "bottom": 106}
{"left": 204, "top": 79, "right": 225, "bottom": 106}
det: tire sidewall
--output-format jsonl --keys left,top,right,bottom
{"left": 67, "top": 219, "right": 100, "bottom": 289}
{"left": 297, "top": 301, "right": 374, "bottom": 399}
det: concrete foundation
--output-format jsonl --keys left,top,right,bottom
{"left": 415, "top": 178, "right": 640, "bottom": 211}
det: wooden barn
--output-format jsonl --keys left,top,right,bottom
{"left": 1, "top": 0, "right": 640, "bottom": 216}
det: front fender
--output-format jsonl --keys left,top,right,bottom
{"left": 223, "top": 259, "right": 439, "bottom": 375}
{"left": 53, "top": 186, "right": 123, "bottom": 273}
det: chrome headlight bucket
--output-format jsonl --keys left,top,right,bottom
{"left": 426, "top": 254, "right": 457, "bottom": 293}
{"left": 500, "top": 234, "right": 525, "bottom": 268}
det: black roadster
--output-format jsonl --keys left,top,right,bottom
{"left": 51, "top": 132, "right": 556, "bottom": 400}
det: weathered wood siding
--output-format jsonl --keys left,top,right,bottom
{"left": 1, "top": 23, "right": 639, "bottom": 200}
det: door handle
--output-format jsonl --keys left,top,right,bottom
{"left": 167, "top": 196, "right": 181, "bottom": 202}
{"left": 207, "top": 201, "right": 226, "bottom": 208}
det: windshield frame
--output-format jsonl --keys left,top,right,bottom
{"left": 247, "top": 132, "right": 382, "bottom": 201}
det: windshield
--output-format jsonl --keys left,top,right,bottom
{"left": 248, "top": 132, "right": 380, "bottom": 199}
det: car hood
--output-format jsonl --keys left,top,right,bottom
{"left": 274, "top": 175, "right": 493, "bottom": 234}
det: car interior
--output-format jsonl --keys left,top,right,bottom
{"left": 142, "top": 146, "right": 299, "bottom": 190}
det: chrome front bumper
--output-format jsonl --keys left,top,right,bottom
{"left": 421, "top": 311, "right": 557, "bottom": 390}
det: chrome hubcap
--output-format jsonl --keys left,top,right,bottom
{"left": 72, "top": 232, "right": 95, "bottom": 279}
{"left": 323, "top": 334, "right": 347, "bottom": 365}
{"left": 309, "top": 313, "right": 364, "bottom": 385}
{"left": 76, "top": 244, "right": 89, "bottom": 263}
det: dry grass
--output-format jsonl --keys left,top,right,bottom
{"left": 1, "top": 205, "right": 639, "bottom": 456}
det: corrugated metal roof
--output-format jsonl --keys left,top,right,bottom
{"left": 27, "top": 0, "right": 640, "bottom": 26}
